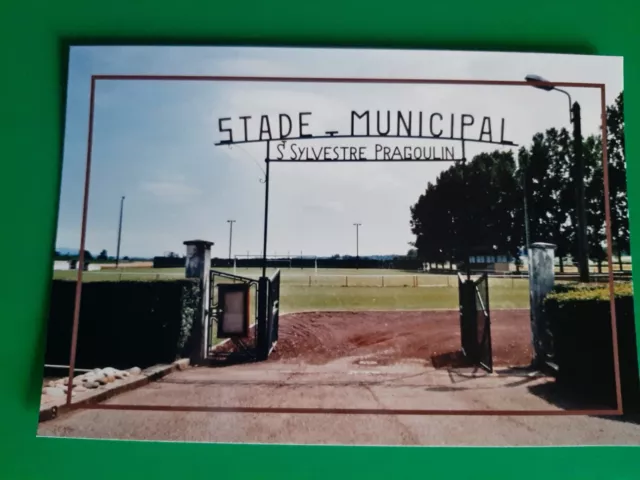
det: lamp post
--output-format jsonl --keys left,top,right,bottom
{"left": 227, "top": 219, "right": 236, "bottom": 261}
{"left": 115, "top": 196, "right": 125, "bottom": 268}
{"left": 525, "top": 74, "right": 589, "bottom": 283}
{"left": 353, "top": 223, "right": 361, "bottom": 269}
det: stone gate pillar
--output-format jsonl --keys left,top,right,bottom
{"left": 529, "top": 242, "right": 556, "bottom": 366}
{"left": 184, "top": 239, "right": 214, "bottom": 363}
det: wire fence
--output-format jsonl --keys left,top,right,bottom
{"left": 54, "top": 268, "right": 631, "bottom": 287}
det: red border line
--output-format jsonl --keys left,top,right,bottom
{"left": 600, "top": 84, "right": 623, "bottom": 412}
{"left": 65, "top": 76, "right": 95, "bottom": 406}
{"left": 92, "top": 75, "right": 604, "bottom": 89}
{"left": 81, "top": 404, "right": 620, "bottom": 416}
{"left": 64, "top": 75, "right": 622, "bottom": 418}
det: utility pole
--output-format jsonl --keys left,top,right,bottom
{"left": 227, "top": 219, "right": 235, "bottom": 261}
{"left": 525, "top": 75, "right": 589, "bottom": 283}
{"left": 115, "top": 196, "right": 125, "bottom": 268}
{"left": 354, "top": 223, "right": 361, "bottom": 269}
{"left": 572, "top": 102, "right": 590, "bottom": 283}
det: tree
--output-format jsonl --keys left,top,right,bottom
{"left": 522, "top": 132, "right": 556, "bottom": 247}
{"left": 606, "top": 92, "right": 629, "bottom": 270}
{"left": 98, "top": 249, "right": 108, "bottom": 260}
{"left": 583, "top": 134, "right": 607, "bottom": 272}
{"left": 84, "top": 250, "right": 93, "bottom": 260}
{"left": 410, "top": 150, "right": 522, "bottom": 268}
{"left": 542, "top": 128, "right": 574, "bottom": 272}
{"left": 409, "top": 90, "right": 626, "bottom": 276}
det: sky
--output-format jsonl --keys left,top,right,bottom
{"left": 55, "top": 46, "right": 623, "bottom": 259}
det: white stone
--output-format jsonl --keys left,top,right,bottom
{"left": 42, "top": 387, "right": 65, "bottom": 397}
{"left": 103, "top": 367, "right": 117, "bottom": 376}
{"left": 128, "top": 367, "right": 141, "bottom": 375}
{"left": 84, "top": 381, "right": 100, "bottom": 389}
{"left": 74, "top": 385, "right": 88, "bottom": 392}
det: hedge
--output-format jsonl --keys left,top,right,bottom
{"left": 44, "top": 279, "right": 201, "bottom": 371}
{"left": 543, "top": 282, "right": 639, "bottom": 412}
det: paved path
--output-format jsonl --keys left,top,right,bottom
{"left": 38, "top": 359, "right": 640, "bottom": 446}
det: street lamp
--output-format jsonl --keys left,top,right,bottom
{"left": 353, "top": 223, "right": 362, "bottom": 269}
{"left": 525, "top": 74, "right": 589, "bottom": 283}
{"left": 227, "top": 220, "right": 236, "bottom": 261}
{"left": 115, "top": 196, "right": 125, "bottom": 268}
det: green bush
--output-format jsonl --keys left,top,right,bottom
{"left": 543, "top": 281, "right": 639, "bottom": 411}
{"left": 546, "top": 281, "right": 633, "bottom": 301}
{"left": 44, "top": 279, "right": 201, "bottom": 370}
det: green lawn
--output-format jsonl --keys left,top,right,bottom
{"left": 53, "top": 267, "right": 531, "bottom": 311}
{"left": 279, "top": 285, "right": 528, "bottom": 313}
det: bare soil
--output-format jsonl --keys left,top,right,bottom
{"left": 269, "top": 309, "right": 532, "bottom": 368}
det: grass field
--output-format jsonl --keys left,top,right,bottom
{"left": 53, "top": 267, "right": 531, "bottom": 312}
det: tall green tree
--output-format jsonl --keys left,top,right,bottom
{"left": 583, "top": 134, "right": 607, "bottom": 271}
{"left": 606, "top": 92, "right": 629, "bottom": 270}
{"left": 518, "top": 131, "right": 567, "bottom": 266}
{"left": 544, "top": 128, "right": 574, "bottom": 272}
{"left": 410, "top": 150, "right": 521, "bottom": 267}
{"left": 410, "top": 90, "right": 627, "bottom": 275}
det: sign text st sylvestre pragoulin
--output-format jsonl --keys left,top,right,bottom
{"left": 215, "top": 110, "right": 516, "bottom": 161}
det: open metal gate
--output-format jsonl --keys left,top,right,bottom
{"left": 474, "top": 273, "right": 493, "bottom": 372}
{"left": 208, "top": 269, "right": 261, "bottom": 363}
{"left": 208, "top": 269, "right": 280, "bottom": 364}
{"left": 257, "top": 269, "right": 280, "bottom": 360}
{"left": 458, "top": 272, "right": 493, "bottom": 372}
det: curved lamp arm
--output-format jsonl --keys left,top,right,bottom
{"left": 554, "top": 88, "right": 573, "bottom": 123}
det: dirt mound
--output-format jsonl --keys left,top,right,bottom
{"left": 269, "top": 310, "right": 532, "bottom": 367}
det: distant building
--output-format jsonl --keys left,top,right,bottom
{"left": 53, "top": 260, "right": 101, "bottom": 271}
{"left": 53, "top": 260, "right": 71, "bottom": 271}
{"left": 467, "top": 246, "right": 512, "bottom": 273}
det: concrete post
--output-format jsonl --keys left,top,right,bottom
{"left": 529, "top": 242, "right": 556, "bottom": 366}
{"left": 184, "top": 240, "right": 214, "bottom": 363}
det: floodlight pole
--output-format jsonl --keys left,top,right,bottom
{"left": 227, "top": 219, "right": 236, "bottom": 261}
{"left": 115, "top": 196, "right": 125, "bottom": 268}
{"left": 354, "top": 223, "right": 361, "bottom": 269}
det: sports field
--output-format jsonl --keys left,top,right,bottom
{"left": 53, "top": 267, "right": 531, "bottom": 312}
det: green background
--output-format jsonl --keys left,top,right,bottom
{"left": 1, "top": 0, "right": 638, "bottom": 478}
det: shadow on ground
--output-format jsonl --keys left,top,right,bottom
{"left": 527, "top": 381, "right": 619, "bottom": 412}
{"left": 430, "top": 351, "right": 472, "bottom": 369}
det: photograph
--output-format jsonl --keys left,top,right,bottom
{"left": 37, "top": 45, "right": 639, "bottom": 446}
